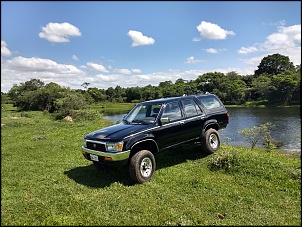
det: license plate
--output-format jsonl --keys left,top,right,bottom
{"left": 90, "top": 154, "right": 99, "bottom": 161}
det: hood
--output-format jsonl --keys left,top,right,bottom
{"left": 84, "top": 122, "right": 153, "bottom": 141}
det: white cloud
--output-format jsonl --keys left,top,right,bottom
{"left": 238, "top": 23, "right": 301, "bottom": 66}
{"left": 237, "top": 46, "right": 258, "bottom": 54}
{"left": 87, "top": 62, "right": 108, "bottom": 72}
{"left": 196, "top": 21, "right": 235, "bottom": 40}
{"left": 184, "top": 56, "right": 206, "bottom": 64}
{"left": 263, "top": 24, "right": 301, "bottom": 50}
{"left": 192, "top": 37, "right": 201, "bottom": 42}
{"left": 1, "top": 40, "right": 12, "bottom": 56}
{"left": 5, "top": 56, "right": 82, "bottom": 73}
{"left": 39, "top": 22, "right": 81, "bottom": 43}
{"left": 242, "top": 55, "right": 268, "bottom": 66}
{"left": 131, "top": 69, "right": 142, "bottom": 74}
{"left": 113, "top": 68, "right": 132, "bottom": 74}
{"left": 205, "top": 48, "right": 218, "bottom": 54}
{"left": 1, "top": 56, "right": 86, "bottom": 92}
{"left": 127, "top": 30, "right": 155, "bottom": 47}
{"left": 1, "top": 54, "right": 257, "bottom": 93}
{"left": 96, "top": 74, "right": 120, "bottom": 82}
{"left": 72, "top": 55, "right": 79, "bottom": 61}
{"left": 205, "top": 48, "right": 227, "bottom": 54}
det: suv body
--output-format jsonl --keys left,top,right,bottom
{"left": 82, "top": 93, "right": 229, "bottom": 183}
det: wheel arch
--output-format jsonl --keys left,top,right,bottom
{"left": 202, "top": 119, "right": 219, "bottom": 136}
{"left": 128, "top": 138, "right": 159, "bottom": 161}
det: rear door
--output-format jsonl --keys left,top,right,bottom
{"left": 180, "top": 97, "right": 205, "bottom": 140}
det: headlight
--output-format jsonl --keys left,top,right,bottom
{"left": 83, "top": 139, "right": 87, "bottom": 147}
{"left": 105, "top": 142, "right": 124, "bottom": 152}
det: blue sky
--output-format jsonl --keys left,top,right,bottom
{"left": 1, "top": 1, "right": 301, "bottom": 93}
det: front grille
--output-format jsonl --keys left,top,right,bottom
{"left": 86, "top": 141, "right": 106, "bottom": 152}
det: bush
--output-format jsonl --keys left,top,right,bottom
{"left": 71, "top": 109, "right": 104, "bottom": 122}
{"left": 238, "top": 122, "right": 277, "bottom": 150}
{"left": 208, "top": 149, "right": 240, "bottom": 172}
{"left": 53, "top": 92, "right": 90, "bottom": 120}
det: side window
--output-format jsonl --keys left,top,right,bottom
{"left": 182, "top": 98, "right": 202, "bottom": 117}
{"left": 198, "top": 96, "right": 222, "bottom": 109}
{"left": 162, "top": 101, "right": 182, "bottom": 122}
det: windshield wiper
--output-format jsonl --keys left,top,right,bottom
{"left": 122, "top": 119, "right": 130, "bottom": 124}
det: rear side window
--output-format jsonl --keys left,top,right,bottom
{"left": 182, "top": 98, "right": 202, "bottom": 117}
{"left": 197, "top": 96, "right": 222, "bottom": 109}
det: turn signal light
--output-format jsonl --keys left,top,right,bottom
{"left": 104, "top": 157, "right": 112, "bottom": 161}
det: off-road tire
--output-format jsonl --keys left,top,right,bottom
{"left": 201, "top": 128, "right": 220, "bottom": 154}
{"left": 129, "top": 150, "right": 156, "bottom": 184}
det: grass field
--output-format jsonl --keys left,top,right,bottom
{"left": 1, "top": 104, "right": 301, "bottom": 226}
{"left": 89, "top": 102, "right": 135, "bottom": 114}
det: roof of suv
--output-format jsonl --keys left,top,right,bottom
{"left": 140, "top": 93, "right": 216, "bottom": 105}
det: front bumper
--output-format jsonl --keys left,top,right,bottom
{"left": 82, "top": 146, "right": 130, "bottom": 165}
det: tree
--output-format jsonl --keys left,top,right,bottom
{"left": 7, "top": 79, "right": 45, "bottom": 105}
{"left": 54, "top": 91, "right": 89, "bottom": 119}
{"left": 113, "top": 85, "right": 126, "bottom": 102}
{"left": 238, "top": 122, "right": 276, "bottom": 150}
{"left": 268, "top": 73, "right": 300, "bottom": 104}
{"left": 195, "top": 72, "right": 225, "bottom": 93}
{"left": 175, "top": 78, "right": 185, "bottom": 84}
{"left": 125, "top": 86, "right": 142, "bottom": 102}
{"left": 106, "top": 87, "right": 115, "bottom": 101}
{"left": 254, "top": 53, "right": 295, "bottom": 77}
{"left": 23, "top": 78, "right": 45, "bottom": 91}
{"left": 87, "top": 87, "right": 106, "bottom": 102}
{"left": 81, "top": 82, "right": 90, "bottom": 90}
{"left": 159, "top": 80, "right": 173, "bottom": 88}
{"left": 251, "top": 74, "right": 272, "bottom": 100}
{"left": 141, "top": 84, "right": 158, "bottom": 101}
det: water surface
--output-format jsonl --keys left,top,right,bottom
{"left": 103, "top": 107, "right": 301, "bottom": 152}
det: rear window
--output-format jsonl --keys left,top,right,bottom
{"left": 197, "top": 96, "right": 222, "bottom": 109}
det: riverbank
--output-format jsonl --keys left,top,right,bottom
{"left": 225, "top": 100, "right": 300, "bottom": 108}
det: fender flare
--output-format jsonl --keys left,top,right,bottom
{"left": 125, "top": 133, "right": 159, "bottom": 152}
{"left": 202, "top": 119, "right": 219, "bottom": 135}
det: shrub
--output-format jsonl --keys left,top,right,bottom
{"left": 208, "top": 149, "right": 240, "bottom": 172}
{"left": 71, "top": 109, "right": 104, "bottom": 122}
{"left": 238, "top": 122, "right": 277, "bottom": 150}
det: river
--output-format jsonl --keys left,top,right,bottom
{"left": 102, "top": 106, "right": 301, "bottom": 153}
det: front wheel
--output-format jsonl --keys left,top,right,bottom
{"left": 201, "top": 128, "right": 220, "bottom": 154}
{"left": 129, "top": 150, "right": 156, "bottom": 184}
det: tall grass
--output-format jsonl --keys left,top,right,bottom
{"left": 1, "top": 104, "right": 301, "bottom": 226}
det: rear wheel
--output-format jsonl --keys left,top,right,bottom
{"left": 129, "top": 150, "right": 156, "bottom": 184}
{"left": 201, "top": 128, "right": 220, "bottom": 154}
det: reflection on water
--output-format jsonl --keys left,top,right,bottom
{"left": 103, "top": 107, "right": 301, "bottom": 152}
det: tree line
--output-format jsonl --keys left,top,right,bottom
{"left": 1, "top": 53, "right": 300, "bottom": 118}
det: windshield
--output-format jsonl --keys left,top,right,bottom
{"left": 123, "top": 103, "right": 163, "bottom": 124}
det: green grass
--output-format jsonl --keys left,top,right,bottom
{"left": 1, "top": 104, "right": 301, "bottom": 226}
{"left": 89, "top": 102, "right": 135, "bottom": 114}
